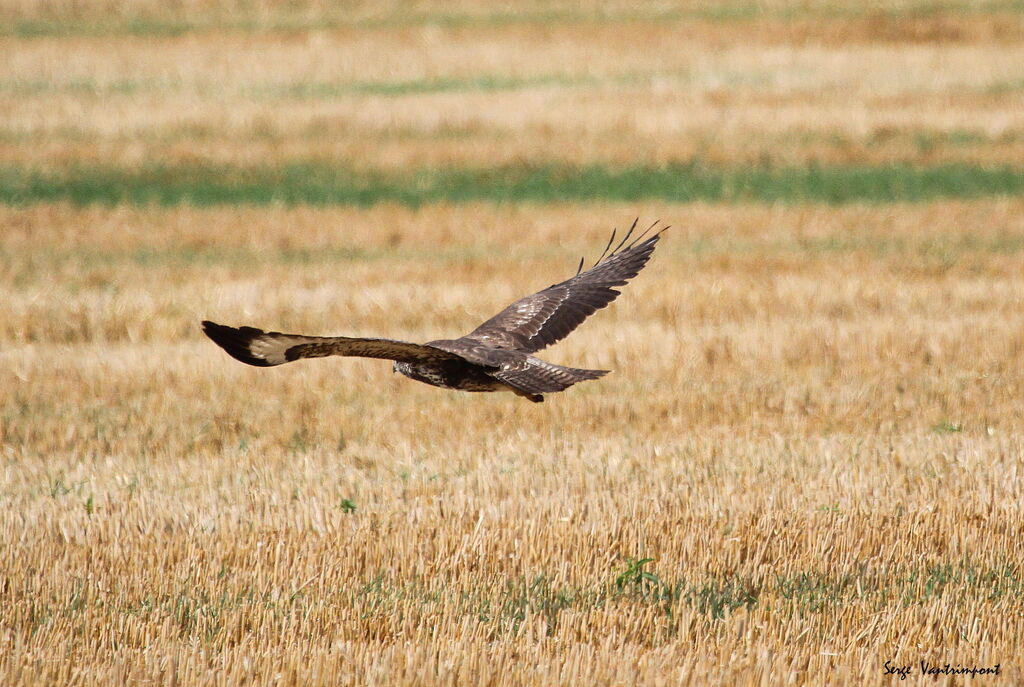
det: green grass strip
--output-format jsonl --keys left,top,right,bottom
{"left": 7, "top": 2, "right": 1024, "bottom": 38}
{"left": 3, "top": 163, "right": 1024, "bottom": 207}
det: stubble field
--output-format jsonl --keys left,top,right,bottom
{"left": 2, "top": 2, "right": 1024, "bottom": 685}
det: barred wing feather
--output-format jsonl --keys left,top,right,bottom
{"left": 464, "top": 221, "right": 665, "bottom": 353}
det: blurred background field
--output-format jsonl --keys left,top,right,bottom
{"left": 2, "top": 1, "right": 1024, "bottom": 685}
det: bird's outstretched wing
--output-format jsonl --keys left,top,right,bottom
{"left": 201, "top": 321, "right": 467, "bottom": 367}
{"left": 462, "top": 220, "right": 666, "bottom": 353}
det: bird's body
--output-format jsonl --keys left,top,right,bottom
{"left": 202, "top": 221, "right": 665, "bottom": 402}
{"left": 392, "top": 350, "right": 608, "bottom": 402}
{"left": 392, "top": 357, "right": 505, "bottom": 394}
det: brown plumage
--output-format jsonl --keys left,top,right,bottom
{"left": 202, "top": 220, "right": 666, "bottom": 402}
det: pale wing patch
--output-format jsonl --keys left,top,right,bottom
{"left": 511, "top": 290, "right": 567, "bottom": 338}
{"left": 248, "top": 334, "right": 312, "bottom": 365}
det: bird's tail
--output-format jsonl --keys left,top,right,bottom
{"left": 492, "top": 358, "right": 609, "bottom": 400}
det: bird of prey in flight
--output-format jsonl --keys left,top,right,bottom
{"left": 202, "top": 220, "right": 666, "bottom": 403}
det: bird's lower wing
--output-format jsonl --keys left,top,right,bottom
{"left": 201, "top": 321, "right": 465, "bottom": 367}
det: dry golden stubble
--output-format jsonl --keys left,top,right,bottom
{"left": 3, "top": 3, "right": 1024, "bottom": 678}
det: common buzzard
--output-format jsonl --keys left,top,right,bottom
{"left": 202, "top": 220, "right": 666, "bottom": 402}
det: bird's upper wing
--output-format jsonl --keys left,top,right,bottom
{"left": 201, "top": 321, "right": 467, "bottom": 367}
{"left": 461, "top": 220, "right": 666, "bottom": 353}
